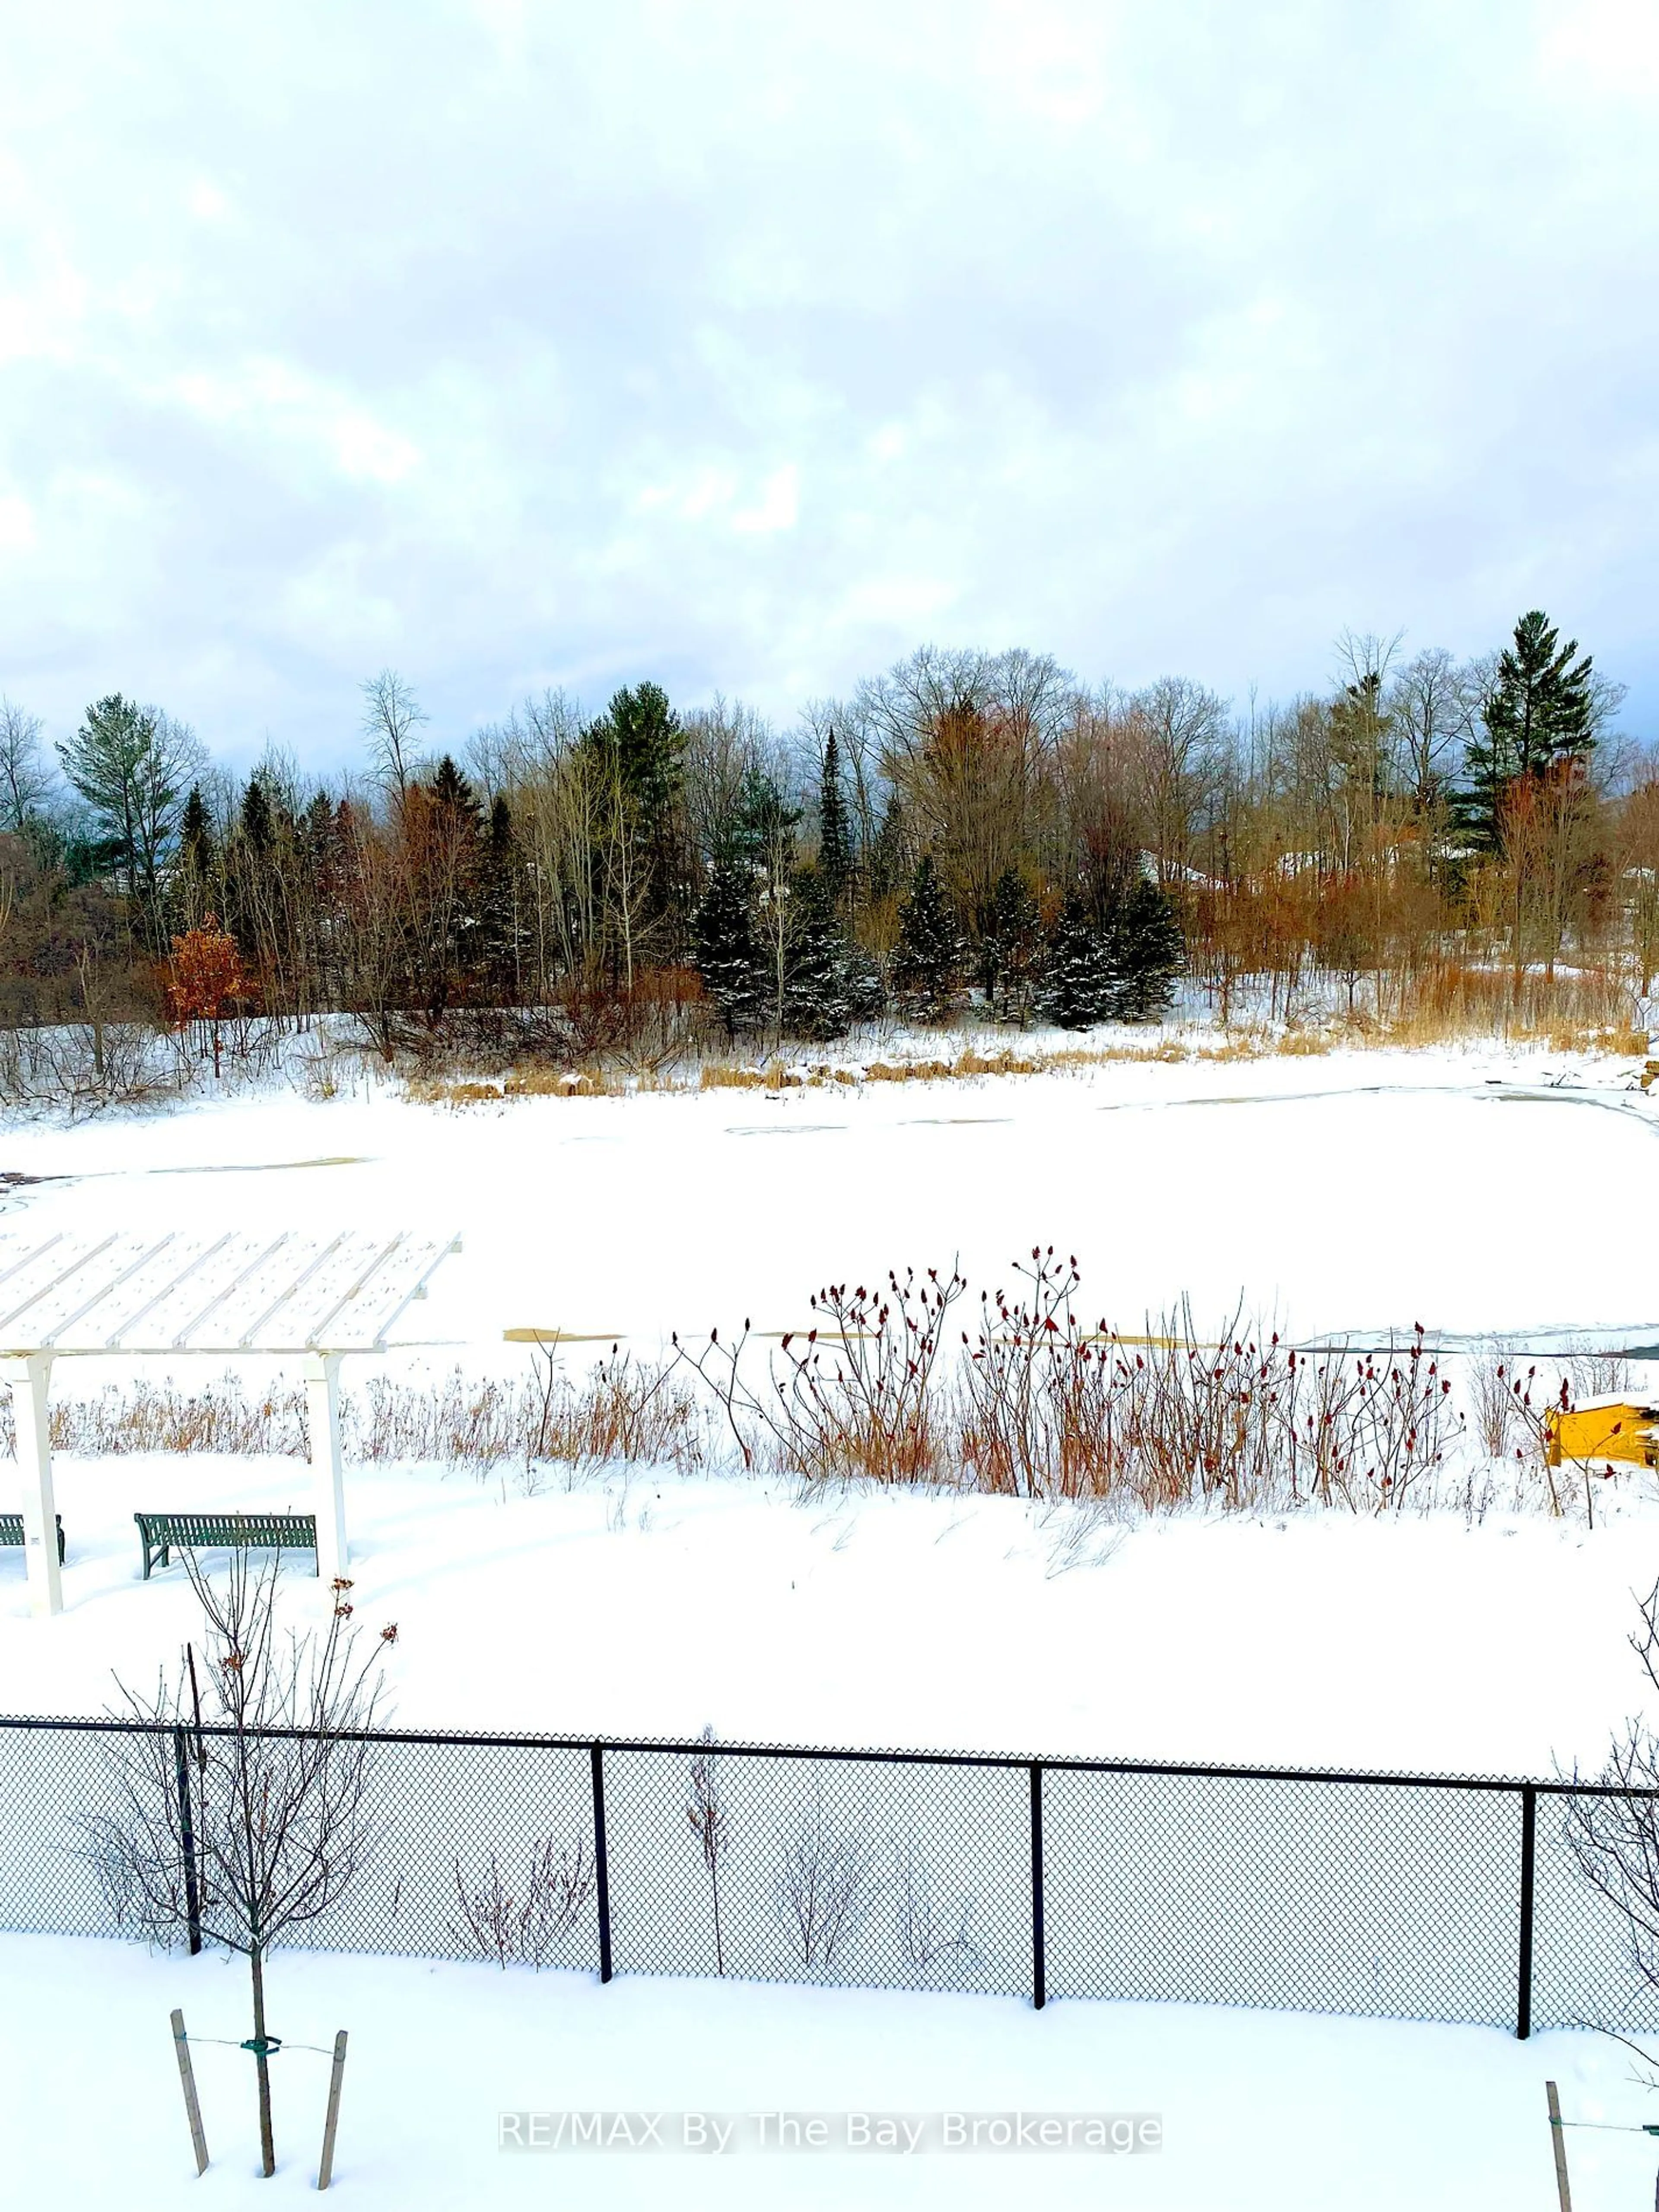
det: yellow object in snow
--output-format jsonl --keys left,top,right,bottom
{"left": 1545, "top": 1400, "right": 1659, "bottom": 1468}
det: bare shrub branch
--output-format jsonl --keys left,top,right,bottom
{"left": 451, "top": 1836, "right": 595, "bottom": 1969}
{"left": 774, "top": 1782, "right": 875, "bottom": 1971}
{"left": 894, "top": 1841, "right": 982, "bottom": 1978}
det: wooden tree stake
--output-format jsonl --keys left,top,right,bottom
{"left": 170, "top": 2008, "right": 209, "bottom": 2176}
{"left": 317, "top": 2029, "right": 348, "bottom": 2190}
{"left": 1546, "top": 2079, "right": 1573, "bottom": 2212}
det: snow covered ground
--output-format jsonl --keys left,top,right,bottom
{"left": 4, "top": 1037, "right": 1658, "bottom": 1765}
{"left": 1, "top": 1041, "right": 1656, "bottom": 1371}
{"left": 4, "top": 1932, "right": 1659, "bottom": 2209}
{"left": 3, "top": 1449, "right": 1657, "bottom": 1779}
{"left": 5, "top": 1042, "right": 1659, "bottom": 2207}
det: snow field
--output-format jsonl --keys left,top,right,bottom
{"left": 6, "top": 1931, "right": 1659, "bottom": 2210}
{"left": 3, "top": 1449, "right": 1657, "bottom": 1777}
{"left": 4, "top": 1045, "right": 1659, "bottom": 2207}
{"left": 2, "top": 1045, "right": 1657, "bottom": 1368}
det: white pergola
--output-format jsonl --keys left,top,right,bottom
{"left": 0, "top": 1228, "right": 461, "bottom": 1616}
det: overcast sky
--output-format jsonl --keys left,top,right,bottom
{"left": 2, "top": 0, "right": 1655, "bottom": 774}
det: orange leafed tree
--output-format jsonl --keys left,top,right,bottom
{"left": 165, "top": 915, "right": 249, "bottom": 1077}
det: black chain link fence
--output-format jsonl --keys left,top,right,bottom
{"left": 0, "top": 1715, "right": 1653, "bottom": 2038}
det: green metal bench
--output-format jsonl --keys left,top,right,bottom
{"left": 0, "top": 1513, "right": 65, "bottom": 1564}
{"left": 135, "top": 1511, "right": 318, "bottom": 1580}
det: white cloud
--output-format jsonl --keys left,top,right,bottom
{"left": 168, "top": 361, "right": 420, "bottom": 485}
{"left": 1541, "top": 0, "right": 1659, "bottom": 97}
{"left": 0, "top": 495, "right": 36, "bottom": 552}
{"left": 0, "top": 1, "right": 1653, "bottom": 766}
{"left": 185, "top": 178, "right": 231, "bottom": 222}
{"left": 733, "top": 464, "right": 799, "bottom": 536}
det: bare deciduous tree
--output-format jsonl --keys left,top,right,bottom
{"left": 1122, "top": 676, "right": 1230, "bottom": 888}
{"left": 1564, "top": 1584, "right": 1659, "bottom": 2017}
{"left": 360, "top": 668, "right": 429, "bottom": 802}
{"left": 89, "top": 1552, "right": 395, "bottom": 2178}
{"left": 1617, "top": 747, "right": 1659, "bottom": 994}
{"left": 0, "top": 697, "right": 51, "bottom": 832}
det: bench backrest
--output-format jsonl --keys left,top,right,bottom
{"left": 0, "top": 1513, "right": 62, "bottom": 1541}
{"left": 135, "top": 1512, "right": 317, "bottom": 1544}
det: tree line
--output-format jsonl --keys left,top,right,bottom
{"left": 0, "top": 610, "right": 1653, "bottom": 1074}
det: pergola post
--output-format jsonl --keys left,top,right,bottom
{"left": 305, "top": 1352, "right": 347, "bottom": 1583}
{"left": 3, "top": 1353, "right": 60, "bottom": 1617}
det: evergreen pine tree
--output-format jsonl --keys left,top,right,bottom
{"left": 981, "top": 868, "right": 1043, "bottom": 1020}
{"left": 584, "top": 682, "right": 687, "bottom": 934}
{"left": 180, "top": 785, "right": 214, "bottom": 881}
{"left": 58, "top": 692, "right": 200, "bottom": 939}
{"left": 430, "top": 755, "right": 479, "bottom": 823}
{"left": 729, "top": 768, "right": 798, "bottom": 872}
{"left": 1113, "top": 876, "right": 1184, "bottom": 1020}
{"left": 601, "top": 682, "right": 683, "bottom": 825}
{"left": 780, "top": 869, "right": 852, "bottom": 1041}
{"left": 579, "top": 681, "right": 690, "bottom": 942}
{"left": 891, "top": 853, "right": 964, "bottom": 1022}
{"left": 1456, "top": 611, "right": 1598, "bottom": 853}
{"left": 299, "top": 790, "right": 333, "bottom": 855}
{"left": 297, "top": 791, "right": 335, "bottom": 889}
{"left": 239, "top": 776, "right": 273, "bottom": 857}
{"left": 841, "top": 941, "right": 887, "bottom": 1026}
{"left": 693, "top": 852, "right": 766, "bottom": 1041}
{"left": 1037, "top": 894, "right": 1117, "bottom": 1030}
{"left": 420, "top": 757, "right": 483, "bottom": 1002}
{"left": 818, "top": 730, "right": 852, "bottom": 910}
{"left": 477, "top": 794, "right": 521, "bottom": 1000}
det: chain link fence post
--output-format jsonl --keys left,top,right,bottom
{"left": 590, "top": 1741, "right": 613, "bottom": 1983}
{"left": 1029, "top": 1760, "right": 1046, "bottom": 2009}
{"left": 1517, "top": 1782, "right": 1537, "bottom": 2039}
{"left": 173, "top": 1723, "right": 202, "bottom": 1955}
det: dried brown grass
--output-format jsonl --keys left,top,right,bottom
{"left": 38, "top": 1379, "right": 310, "bottom": 1456}
{"left": 407, "top": 1067, "right": 621, "bottom": 1107}
{"left": 0, "top": 1360, "right": 704, "bottom": 1478}
{"left": 414, "top": 1036, "right": 1208, "bottom": 1107}
{"left": 1369, "top": 962, "right": 1643, "bottom": 1052}
{"left": 352, "top": 1356, "right": 702, "bottom": 1477}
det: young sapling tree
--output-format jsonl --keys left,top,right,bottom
{"left": 686, "top": 1723, "right": 731, "bottom": 1975}
{"left": 91, "top": 1550, "right": 396, "bottom": 2178}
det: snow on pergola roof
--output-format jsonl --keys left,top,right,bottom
{"left": 0, "top": 1228, "right": 460, "bottom": 1358}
